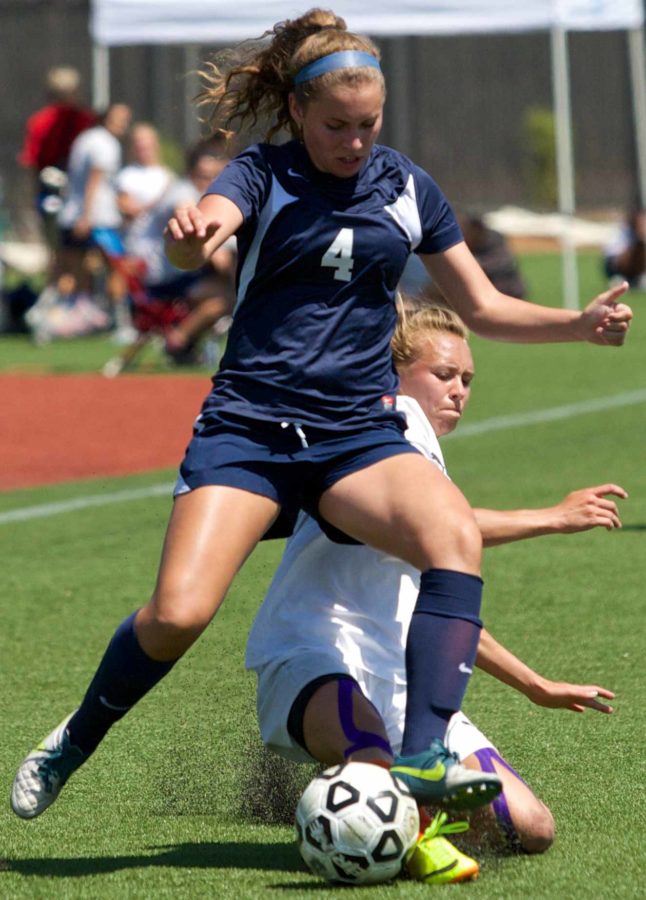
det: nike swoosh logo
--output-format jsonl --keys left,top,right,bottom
{"left": 392, "top": 761, "right": 446, "bottom": 782}
{"left": 428, "top": 860, "right": 459, "bottom": 878}
{"left": 287, "top": 168, "right": 307, "bottom": 180}
{"left": 458, "top": 663, "right": 473, "bottom": 674}
{"left": 99, "top": 695, "right": 131, "bottom": 711}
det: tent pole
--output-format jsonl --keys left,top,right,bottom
{"left": 183, "top": 45, "right": 201, "bottom": 147}
{"left": 550, "top": 25, "right": 579, "bottom": 309}
{"left": 628, "top": 27, "right": 646, "bottom": 207}
{"left": 92, "top": 43, "right": 111, "bottom": 110}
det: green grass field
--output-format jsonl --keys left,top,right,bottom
{"left": 1, "top": 253, "right": 645, "bottom": 898}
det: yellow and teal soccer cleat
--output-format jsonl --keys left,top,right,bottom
{"left": 406, "top": 811, "right": 479, "bottom": 884}
{"left": 392, "top": 737, "right": 502, "bottom": 809}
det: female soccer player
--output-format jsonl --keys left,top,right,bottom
{"left": 246, "top": 303, "right": 621, "bottom": 878}
{"left": 12, "top": 8, "right": 630, "bottom": 821}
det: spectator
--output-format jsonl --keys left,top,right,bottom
{"left": 102, "top": 140, "right": 235, "bottom": 375}
{"left": 459, "top": 213, "right": 526, "bottom": 298}
{"left": 58, "top": 102, "right": 132, "bottom": 288}
{"left": 108, "top": 122, "right": 176, "bottom": 342}
{"left": 115, "top": 122, "right": 175, "bottom": 226}
{"left": 157, "top": 143, "right": 235, "bottom": 365}
{"left": 24, "top": 103, "right": 132, "bottom": 344}
{"left": 603, "top": 208, "right": 646, "bottom": 289}
{"left": 398, "top": 213, "right": 525, "bottom": 302}
{"left": 18, "top": 66, "right": 97, "bottom": 246}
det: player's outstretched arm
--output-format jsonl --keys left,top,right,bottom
{"left": 422, "top": 242, "right": 632, "bottom": 345}
{"left": 473, "top": 484, "right": 628, "bottom": 547}
{"left": 165, "top": 193, "right": 243, "bottom": 271}
{"left": 476, "top": 629, "right": 614, "bottom": 714}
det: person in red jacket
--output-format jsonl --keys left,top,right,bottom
{"left": 19, "top": 66, "right": 97, "bottom": 246}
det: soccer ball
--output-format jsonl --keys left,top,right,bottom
{"left": 295, "top": 762, "right": 420, "bottom": 885}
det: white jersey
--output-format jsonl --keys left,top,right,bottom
{"left": 114, "top": 163, "right": 172, "bottom": 208}
{"left": 245, "top": 395, "right": 446, "bottom": 679}
{"left": 120, "top": 176, "right": 215, "bottom": 287}
{"left": 59, "top": 125, "right": 123, "bottom": 229}
{"left": 115, "top": 164, "right": 179, "bottom": 285}
{"left": 247, "top": 396, "right": 496, "bottom": 762}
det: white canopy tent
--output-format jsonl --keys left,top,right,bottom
{"left": 90, "top": 0, "right": 646, "bottom": 307}
{"left": 91, "top": 1, "right": 644, "bottom": 44}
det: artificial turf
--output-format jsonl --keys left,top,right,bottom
{"left": 1, "top": 253, "right": 644, "bottom": 897}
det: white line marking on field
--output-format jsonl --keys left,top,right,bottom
{"left": 445, "top": 387, "right": 646, "bottom": 440}
{"left": 0, "top": 483, "right": 173, "bottom": 525}
{"left": 1, "top": 387, "right": 645, "bottom": 526}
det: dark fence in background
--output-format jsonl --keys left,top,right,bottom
{"left": 0, "top": 0, "right": 639, "bottom": 238}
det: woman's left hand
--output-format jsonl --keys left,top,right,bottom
{"left": 579, "top": 281, "right": 633, "bottom": 345}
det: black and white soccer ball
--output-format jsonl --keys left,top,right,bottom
{"left": 295, "top": 761, "right": 420, "bottom": 885}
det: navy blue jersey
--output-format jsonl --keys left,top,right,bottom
{"left": 202, "top": 139, "right": 461, "bottom": 429}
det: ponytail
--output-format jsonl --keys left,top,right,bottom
{"left": 195, "top": 7, "right": 382, "bottom": 142}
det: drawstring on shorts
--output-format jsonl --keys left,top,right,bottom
{"left": 281, "top": 421, "right": 309, "bottom": 449}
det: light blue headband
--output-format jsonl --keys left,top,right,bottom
{"left": 293, "top": 50, "right": 381, "bottom": 85}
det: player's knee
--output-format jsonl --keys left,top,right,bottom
{"left": 454, "top": 514, "right": 482, "bottom": 565}
{"left": 416, "top": 510, "right": 481, "bottom": 571}
{"left": 514, "top": 801, "right": 555, "bottom": 854}
{"left": 155, "top": 606, "right": 211, "bottom": 635}
{"left": 143, "top": 594, "right": 213, "bottom": 649}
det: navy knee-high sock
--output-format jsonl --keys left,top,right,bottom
{"left": 67, "top": 612, "right": 177, "bottom": 755}
{"left": 400, "top": 568, "right": 483, "bottom": 757}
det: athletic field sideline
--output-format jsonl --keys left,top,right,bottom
{"left": 1, "top": 253, "right": 644, "bottom": 898}
{"left": 2, "top": 385, "right": 646, "bottom": 526}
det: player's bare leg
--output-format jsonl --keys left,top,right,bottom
{"left": 11, "top": 487, "right": 279, "bottom": 819}
{"left": 302, "top": 678, "right": 393, "bottom": 767}
{"left": 458, "top": 750, "right": 555, "bottom": 853}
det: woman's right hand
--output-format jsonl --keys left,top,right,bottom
{"left": 164, "top": 205, "right": 221, "bottom": 270}
{"left": 527, "top": 678, "right": 615, "bottom": 714}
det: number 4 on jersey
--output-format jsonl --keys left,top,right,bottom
{"left": 321, "top": 228, "right": 354, "bottom": 282}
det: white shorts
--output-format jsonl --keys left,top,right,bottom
{"left": 253, "top": 652, "right": 497, "bottom": 764}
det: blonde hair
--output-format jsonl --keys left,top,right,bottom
{"left": 46, "top": 66, "right": 81, "bottom": 100}
{"left": 391, "top": 301, "right": 469, "bottom": 368}
{"left": 195, "top": 8, "right": 383, "bottom": 142}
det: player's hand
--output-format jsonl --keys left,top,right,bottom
{"left": 553, "top": 484, "right": 627, "bottom": 532}
{"left": 165, "top": 204, "right": 220, "bottom": 242}
{"left": 528, "top": 679, "right": 615, "bottom": 713}
{"left": 577, "top": 281, "right": 632, "bottom": 346}
{"left": 164, "top": 205, "right": 220, "bottom": 269}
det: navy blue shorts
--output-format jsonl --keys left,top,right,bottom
{"left": 175, "top": 408, "right": 419, "bottom": 541}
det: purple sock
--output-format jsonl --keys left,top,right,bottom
{"left": 400, "top": 569, "right": 482, "bottom": 756}
{"left": 67, "top": 611, "right": 177, "bottom": 755}
{"left": 337, "top": 678, "right": 393, "bottom": 760}
{"left": 474, "top": 748, "right": 523, "bottom": 851}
